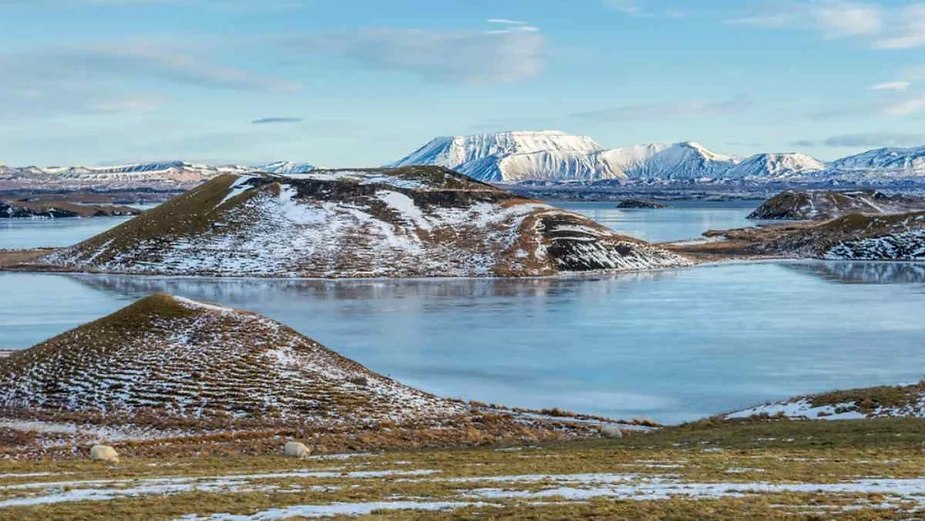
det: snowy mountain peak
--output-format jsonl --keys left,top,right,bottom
{"left": 257, "top": 161, "right": 316, "bottom": 174}
{"left": 724, "top": 153, "right": 827, "bottom": 179}
{"left": 677, "top": 141, "right": 735, "bottom": 162}
{"left": 390, "top": 130, "right": 610, "bottom": 182}
{"left": 391, "top": 132, "right": 840, "bottom": 183}
{"left": 829, "top": 145, "right": 925, "bottom": 176}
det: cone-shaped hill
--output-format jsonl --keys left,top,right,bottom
{"left": 747, "top": 190, "right": 925, "bottom": 221}
{"left": 0, "top": 293, "right": 464, "bottom": 423}
{"left": 37, "top": 166, "right": 689, "bottom": 277}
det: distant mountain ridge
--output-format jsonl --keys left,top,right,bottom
{"left": 391, "top": 131, "right": 925, "bottom": 184}
{"left": 4, "top": 133, "right": 925, "bottom": 192}
{"left": 0, "top": 160, "right": 315, "bottom": 192}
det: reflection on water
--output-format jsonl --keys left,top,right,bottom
{"left": 73, "top": 271, "right": 674, "bottom": 307}
{"left": 0, "top": 216, "right": 135, "bottom": 250}
{"left": 551, "top": 200, "right": 763, "bottom": 243}
{"left": 3, "top": 262, "right": 925, "bottom": 424}
{"left": 781, "top": 260, "right": 925, "bottom": 285}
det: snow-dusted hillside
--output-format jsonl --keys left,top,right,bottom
{"left": 748, "top": 190, "right": 925, "bottom": 220}
{"left": 38, "top": 166, "right": 690, "bottom": 277}
{"left": 757, "top": 211, "right": 925, "bottom": 260}
{"left": 829, "top": 146, "right": 925, "bottom": 179}
{"left": 391, "top": 132, "right": 835, "bottom": 183}
{"left": 0, "top": 293, "right": 465, "bottom": 423}
{"left": 727, "top": 380, "right": 925, "bottom": 420}
{"left": 725, "top": 153, "right": 826, "bottom": 179}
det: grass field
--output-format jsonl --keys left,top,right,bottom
{"left": 1, "top": 418, "right": 923, "bottom": 520}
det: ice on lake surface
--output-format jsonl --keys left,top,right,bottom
{"left": 3, "top": 200, "right": 924, "bottom": 423}
{"left": 552, "top": 199, "right": 765, "bottom": 243}
{"left": 2, "top": 261, "right": 924, "bottom": 424}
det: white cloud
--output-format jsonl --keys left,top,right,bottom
{"left": 873, "top": 4, "right": 925, "bottom": 49}
{"left": 572, "top": 96, "right": 751, "bottom": 121}
{"left": 813, "top": 1, "right": 882, "bottom": 38}
{"left": 602, "top": 0, "right": 682, "bottom": 18}
{"left": 603, "top": 0, "right": 643, "bottom": 15}
{"left": 882, "top": 96, "right": 925, "bottom": 116}
{"left": 725, "top": 14, "right": 793, "bottom": 27}
{"left": 486, "top": 18, "right": 528, "bottom": 25}
{"left": 87, "top": 95, "right": 164, "bottom": 113}
{"left": 727, "top": 1, "right": 925, "bottom": 49}
{"left": 797, "top": 132, "right": 925, "bottom": 148}
{"left": 870, "top": 81, "right": 912, "bottom": 91}
{"left": 286, "top": 27, "right": 545, "bottom": 85}
{"left": 0, "top": 42, "right": 300, "bottom": 118}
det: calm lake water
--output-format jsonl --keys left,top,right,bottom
{"left": 0, "top": 203, "right": 157, "bottom": 250}
{"left": 3, "top": 200, "right": 924, "bottom": 423}
{"left": 553, "top": 199, "right": 764, "bottom": 243}
{"left": 2, "top": 261, "right": 924, "bottom": 424}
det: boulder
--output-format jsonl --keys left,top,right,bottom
{"left": 284, "top": 441, "right": 312, "bottom": 458}
{"left": 90, "top": 444, "right": 119, "bottom": 463}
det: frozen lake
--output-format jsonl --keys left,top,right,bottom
{"left": 2, "top": 261, "right": 924, "bottom": 424}
{"left": 3, "top": 200, "right": 923, "bottom": 423}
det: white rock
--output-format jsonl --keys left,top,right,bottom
{"left": 601, "top": 426, "right": 624, "bottom": 439}
{"left": 284, "top": 441, "right": 312, "bottom": 458}
{"left": 90, "top": 444, "right": 119, "bottom": 463}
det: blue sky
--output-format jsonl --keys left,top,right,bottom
{"left": 0, "top": 0, "right": 923, "bottom": 166}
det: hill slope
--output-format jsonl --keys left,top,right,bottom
{"left": 727, "top": 380, "right": 925, "bottom": 420}
{"left": 0, "top": 294, "right": 463, "bottom": 422}
{"left": 764, "top": 211, "right": 925, "bottom": 260}
{"left": 747, "top": 190, "right": 925, "bottom": 220}
{"left": 36, "top": 166, "right": 689, "bottom": 277}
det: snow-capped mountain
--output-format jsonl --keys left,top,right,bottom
{"left": 391, "top": 131, "right": 831, "bottom": 183}
{"left": 724, "top": 153, "right": 826, "bottom": 179}
{"left": 0, "top": 161, "right": 253, "bottom": 191}
{"left": 0, "top": 160, "right": 317, "bottom": 191}
{"left": 599, "top": 142, "right": 738, "bottom": 181}
{"left": 256, "top": 161, "right": 316, "bottom": 175}
{"left": 390, "top": 131, "right": 619, "bottom": 182}
{"left": 829, "top": 146, "right": 925, "bottom": 178}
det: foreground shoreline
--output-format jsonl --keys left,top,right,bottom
{"left": 1, "top": 417, "right": 923, "bottom": 519}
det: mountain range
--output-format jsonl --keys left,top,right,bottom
{"left": 390, "top": 131, "right": 924, "bottom": 184}
{"left": 3, "top": 131, "right": 925, "bottom": 191}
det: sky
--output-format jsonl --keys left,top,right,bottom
{"left": 0, "top": 0, "right": 924, "bottom": 167}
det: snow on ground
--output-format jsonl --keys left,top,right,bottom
{"left": 726, "top": 397, "right": 925, "bottom": 420}
{"left": 279, "top": 170, "right": 426, "bottom": 190}
{"left": 826, "top": 229, "right": 925, "bottom": 260}
{"left": 41, "top": 171, "right": 689, "bottom": 278}
{"left": 216, "top": 175, "right": 258, "bottom": 207}
{"left": 0, "top": 469, "right": 436, "bottom": 508}
{"left": 0, "top": 294, "right": 467, "bottom": 423}
{"left": 178, "top": 501, "right": 482, "bottom": 520}
{"left": 461, "top": 475, "right": 925, "bottom": 503}
{"left": 3, "top": 469, "right": 925, "bottom": 517}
